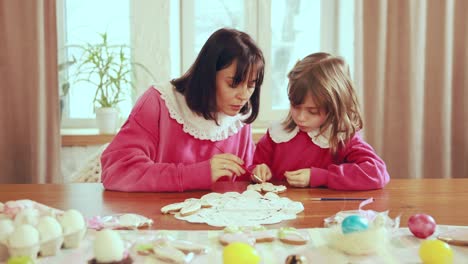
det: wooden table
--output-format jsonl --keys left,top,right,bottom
{"left": 1, "top": 179, "right": 467, "bottom": 230}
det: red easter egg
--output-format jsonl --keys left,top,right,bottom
{"left": 408, "top": 214, "right": 436, "bottom": 239}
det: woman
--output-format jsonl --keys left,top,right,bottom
{"left": 101, "top": 28, "right": 265, "bottom": 192}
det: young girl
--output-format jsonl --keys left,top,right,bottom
{"left": 101, "top": 28, "right": 265, "bottom": 192}
{"left": 252, "top": 52, "right": 389, "bottom": 190}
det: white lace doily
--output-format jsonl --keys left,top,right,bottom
{"left": 170, "top": 190, "right": 304, "bottom": 227}
{"left": 156, "top": 84, "right": 250, "bottom": 141}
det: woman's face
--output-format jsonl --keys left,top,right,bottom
{"left": 290, "top": 92, "right": 327, "bottom": 132}
{"left": 215, "top": 60, "right": 257, "bottom": 116}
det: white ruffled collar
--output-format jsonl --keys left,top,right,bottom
{"left": 269, "top": 121, "right": 331, "bottom": 148}
{"left": 155, "top": 83, "right": 248, "bottom": 141}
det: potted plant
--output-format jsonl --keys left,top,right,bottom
{"left": 69, "top": 33, "right": 152, "bottom": 134}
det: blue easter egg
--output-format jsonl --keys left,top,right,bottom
{"left": 341, "top": 215, "right": 369, "bottom": 234}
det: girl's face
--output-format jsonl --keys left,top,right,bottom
{"left": 290, "top": 92, "right": 327, "bottom": 132}
{"left": 215, "top": 60, "right": 257, "bottom": 116}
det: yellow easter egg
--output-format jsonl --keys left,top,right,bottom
{"left": 419, "top": 239, "right": 453, "bottom": 264}
{"left": 223, "top": 242, "right": 261, "bottom": 264}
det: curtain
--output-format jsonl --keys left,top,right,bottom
{"left": 131, "top": 0, "right": 172, "bottom": 98}
{"left": 355, "top": 0, "right": 468, "bottom": 179}
{"left": 0, "top": 0, "right": 61, "bottom": 183}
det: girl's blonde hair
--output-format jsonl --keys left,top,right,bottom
{"left": 282, "top": 52, "right": 363, "bottom": 154}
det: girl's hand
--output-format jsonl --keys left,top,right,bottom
{"left": 252, "top": 164, "right": 272, "bottom": 183}
{"left": 210, "top": 153, "right": 246, "bottom": 182}
{"left": 284, "top": 169, "right": 311, "bottom": 187}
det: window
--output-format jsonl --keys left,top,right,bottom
{"left": 58, "top": 0, "right": 354, "bottom": 129}
{"left": 181, "top": 0, "right": 355, "bottom": 126}
{"left": 181, "top": 0, "right": 249, "bottom": 72}
{"left": 58, "top": 0, "right": 131, "bottom": 128}
{"left": 270, "top": 0, "right": 322, "bottom": 109}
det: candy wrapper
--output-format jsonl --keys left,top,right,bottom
{"left": 87, "top": 213, "right": 153, "bottom": 230}
{"left": 323, "top": 198, "right": 400, "bottom": 258}
{"left": 323, "top": 198, "right": 400, "bottom": 230}
{"left": 1, "top": 200, "right": 64, "bottom": 220}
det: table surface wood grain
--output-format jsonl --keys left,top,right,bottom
{"left": 1, "top": 179, "right": 466, "bottom": 230}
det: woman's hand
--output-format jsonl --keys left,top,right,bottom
{"left": 210, "top": 153, "right": 246, "bottom": 182}
{"left": 284, "top": 169, "right": 310, "bottom": 187}
{"left": 252, "top": 164, "right": 272, "bottom": 183}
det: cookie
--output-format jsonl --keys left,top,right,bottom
{"left": 160, "top": 202, "right": 186, "bottom": 214}
{"left": 218, "top": 232, "right": 256, "bottom": 246}
{"left": 250, "top": 230, "right": 276, "bottom": 243}
{"left": 169, "top": 240, "right": 207, "bottom": 254}
{"left": 247, "top": 184, "right": 263, "bottom": 192}
{"left": 134, "top": 243, "right": 154, "bottom": 256}
{"left": 179, "top": 201, "right": 202, "bottom": 217}
{"left": 261, "top": 182, "right": 287, "bottom": 194}
{"left": 247, "top": 182, "right": 287, "bottom": 194}
{"left": 278, "top": 227, "right": 309, "bottom": 245}
{"left": 153, "top": 244, "right": 186, "bottom": 264}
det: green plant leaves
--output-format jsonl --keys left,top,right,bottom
{"left": 68, "top": 32, "right": 153, "bottom": 109}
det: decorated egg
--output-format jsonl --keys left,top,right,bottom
{"left": 285, "top": 254, "right": 307, "bottom": 264}
{"left": 223, "top": 242, "right": 260, "bottom": 264}
{"left": 94, "top": 229, "right": 125, "bottom": 262}
{"left": 408, "top": 213, "right": 436, "bottom": 239}
{"left": 419, "top": 239, "right": 453, "bottom": 264}
{"left": 341, "top": 215, "right": 369, "bottom": 234}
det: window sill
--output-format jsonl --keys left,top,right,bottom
{"left": 61, "top": 128, "right": 267, "bottom": 147}
{"left": 61, "top": 129, "right": 115, "bottom": 146}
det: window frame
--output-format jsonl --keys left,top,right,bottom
{"left": 59, "top": 0, "right": 353, "bottom": 130}
{"left": 180, "top": 0, "right": 286, "bottom": 128}
{"left": 58, "top": 0, "right": 133, "bottom": 129}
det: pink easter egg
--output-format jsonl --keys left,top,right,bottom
{"left": 408, "top": 214, "right": 436, "bottom": 239}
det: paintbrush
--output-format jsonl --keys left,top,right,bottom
{"left": 308, "top": 197, "right": 371, "bottom": 201}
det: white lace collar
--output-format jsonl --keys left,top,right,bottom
{"left": 155, "top": 83, "right": 248, "bottom": 141}
{"left": 269, "top": 121, "right": 331, "bottom": 148}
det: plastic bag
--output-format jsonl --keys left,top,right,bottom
{"left": 87, "top": 213, "right": 153, "bottom": 230}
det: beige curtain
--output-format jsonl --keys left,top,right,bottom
{"left": 355, "top": 0, "right": 468, "bottom": 179}
{"left": 0, "top": 0, "right": 61, "bottom": 183}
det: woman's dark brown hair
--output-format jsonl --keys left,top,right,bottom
{"left": 171, "top": 28, "right": 264, "bottom": 124}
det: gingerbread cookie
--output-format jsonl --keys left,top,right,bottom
{"left": 278, "top": 227, "right": 310, "bottom": 245}
{"left": 179, "top": 201, "right": 202, "bottom": 217}
{"left": 153, "top": 244, "right": 186, "bottom": 263}
{"left": 169, "top": 240, "right": 208, "bottom": 254}
{"left": 218, "top": 225, "right": 275, "bottom": 246}
{"left": 160, "top": 202, "right": 187, "bottom": 214}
